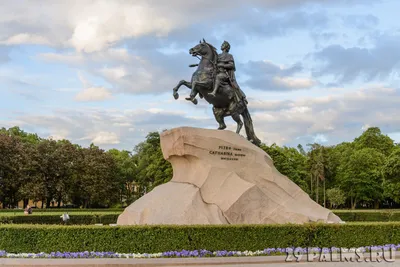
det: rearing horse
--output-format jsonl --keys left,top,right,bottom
{"left": 172, "top": 39, "right": 261, "bottom": 146}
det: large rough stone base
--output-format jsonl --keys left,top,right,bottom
{"left": 117, "top": 127, "right": 342, "bottom": 225}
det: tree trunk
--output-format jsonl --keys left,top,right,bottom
{"left": 323, "top": 179, "right": 326, "bottom": 208}
{"left": 46, "top": 198, "right": 51, "bottom": 208}
{"left": 374, "top": 200, "right": 379, "bottom": 209}
{"left": 57, "top": 196, "right": 62, "bottom": 208}
{"left": 316, "top": 175, "right": 319, "bottom": 204}
{"left": 41, "top": 200, "right": 44, "bottom": 209}
{"left": 351, "top": 197, "right": 357, "bottom": 209}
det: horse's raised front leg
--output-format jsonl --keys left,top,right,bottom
{"left": 185, "top": 81, "right": 199, "bottom": 105}
{"left": 173, "top": 80, "right": 192, "bottom": 100}
{"left": 231, "top": 113, "right": 243, "bottom": 134}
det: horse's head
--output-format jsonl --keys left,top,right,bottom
{"left": 189, "top": 39, "right": 217, "bottom": 60}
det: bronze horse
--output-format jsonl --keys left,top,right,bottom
{"left": 172, "top": 39, "right": 261, "bottom": 146}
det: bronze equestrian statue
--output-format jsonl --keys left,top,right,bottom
{"left": 172, "top": 39, "right": 261, "bottom": 146}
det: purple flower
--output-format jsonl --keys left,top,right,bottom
{"left": 1, "top": 244, "right": 400, "bottom": 259}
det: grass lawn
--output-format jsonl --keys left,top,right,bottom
{"left": 333, "top": 209, "right": 400, "bottom": 212}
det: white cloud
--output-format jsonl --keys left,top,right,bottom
{"left": 272, "top": 76, "right": 316, "bottom": 89}
{"left": 4, "top": 85, "right": 399, "bottom": 150}
{"left": 37, "top": 47, "right": 191, "bottom": 94}
{"left": 5, "top": 107, "right": 209, "bottom": 150}
{"left": 0, "top": 33, "right": 50, "bottom": 45}
{"left": 48, "top": 129, "right": 70, "bottom": 141}
{"left": 91, "top": 131, "right": 120, "bottom": 145}
{"left": 38, "top": 53, "right": 84, "bottom": 65}
{"left": 74, "top": 72, "right": 113, "bottom": 102}
{"left": 68, "top": 3, "right": 177, "bottom": 52}
{"left": 0, "top": 0, "right": 375, "bottom": 51}
{"left": 75, "top": 87, "right": 112, "bottom": 102}
{"left": 250, "top": 85, "right": 400, "bottom": 146}
{"left": 99, "top": 66, "right": 127, "bottom": 81}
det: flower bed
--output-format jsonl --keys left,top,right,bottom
{"left": 1, "top": 245, "right": 400, "bottom": 259}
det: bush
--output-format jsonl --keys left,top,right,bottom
{"left": 0, "top": 214, "right": 119, "bottom": 225}
{"left": 2, "top": 210, "right": 400, "bottom": 224}
{"left": 1, "top": 223, "right": 400, "bottom": 253}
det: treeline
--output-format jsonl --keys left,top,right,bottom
{"left": 261, "top": 127, "right": 400, "bottom": 209}
{"left": 0, "top": 127, "right": 171, "bottom": 209}
{"left": 0, "top": 126, "right": 399, "bottom": 209}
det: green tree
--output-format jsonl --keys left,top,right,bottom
{"left": 261, "top": 143, "right": 309, "bottom": 193}
{"left": 326, "top": 188, "right": 346, "bottom": 208}
{"left": 354, "top": 127, "right": 395, "bottom": 156}
{"left": 382, "top": 147, "right": 400, "bottom": 205}
{"left": 0, "top": 133, "right": 28, "bottom": 208}
{"left": 307, "top": 143, "right": 331, "bottom": 206}
{"left": 108, "top": 149, "right": 137, "bottom": 206}
{"left": 337, "top": 148, "right": 385, "bottom": 209}
{"left": 1, "top": 126, "right": 41, "bottom": 144}
{"left": 134, "top": 132, "right": 172, "bottom": 195}
{"left": 383, "top": 147, "right": 400, "bottom": 182}
{"left": 77, "top": 144, "right": 120, "bottom": 208}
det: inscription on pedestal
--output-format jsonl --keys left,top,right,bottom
{"left": 209, "top": 146, "right": 247, "bottom": 161}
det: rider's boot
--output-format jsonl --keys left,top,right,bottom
{"left": 208, "top": 87, "right": 218, "bottom": 97}
{"left": 209, "top": 81, "right": 220, "bottom": 97}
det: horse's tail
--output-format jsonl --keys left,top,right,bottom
{"left": 242, "top": 107, "right": 261, "bottom": 146}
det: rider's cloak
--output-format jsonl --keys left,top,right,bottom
{"left": 217, "top": 52, "right": 247, "bottom": 102}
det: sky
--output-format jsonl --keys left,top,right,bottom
{"left": 0, "top": 0, "right": 400, "bottom": 151}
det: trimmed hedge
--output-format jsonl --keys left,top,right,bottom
{"left": 1, "top": 223, "right": 400, "bottom": 253}
{"left": 334, "top": 211, "right": 400, "bottom": 222}
{"left": 0, "top": 214, "right": 119, "bottom": 225}
{"left": 2, "top": 210, "right": 400, "bottom": 224}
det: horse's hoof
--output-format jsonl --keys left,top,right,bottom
{"left": 173, "top": 92, "right": 179, "bottom": 100}
{"left": 218, "top": 125, "right": 227, "bottom": 130}
{"left": 193, "top": 99, "right": 198, "bottom": 105}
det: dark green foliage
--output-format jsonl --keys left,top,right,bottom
{"left": 326, "top": 188, "right": 346, "bottom": 208}
{"left": 353, "top": 127, "right": 395, "bottom": 156}
{"left": 384, "top": 147, "right": 400, "bottom": 183}
{"left": 133, "top": 132, "right": 173, "bottom": 195}
{"left": 0, "top": 214, "right": 119, "bottom": 225}
{"left": 1, "top": 223, "right": 400, "bottom": 253}
{"left": 260, "top": 144, "right": 309, "bottom": 193}
{"left": 107, "top": 149, "right": 137, "bottom": 206}
{"left": 337, "top": 148, "right": 385, "bottom": 209}
{"left": 0, "top": 133, "right": 29, "bottom": 208}
{"left": 3, "top": 210, "right": 400, "bottom": 223}
{"left": 0, "top": 127, "right": 173, "bottom": 209}
{"left": 309, "top": 223, "right": 397, "bottom": 248}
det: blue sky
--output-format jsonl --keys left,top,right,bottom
{"left": 0, "top": 0, "right": 399, "bottom": 151}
